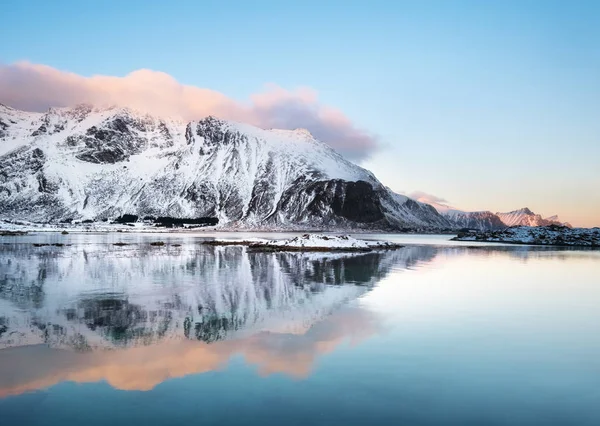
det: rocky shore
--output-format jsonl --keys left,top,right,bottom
{"left": 452, "top": 225, "right": 600, "bottom": 247}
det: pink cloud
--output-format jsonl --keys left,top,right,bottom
{"left": 0, "top": 62, "right": 377, "bottom": 159}
{"left": 407, "top": 190, "right": 458, "bottom": 213}
{"left": 0, "top": 307, "right": 377, "bottom": 396}
{"left": 409, "top": 190, "right": 450, "bottom": 206}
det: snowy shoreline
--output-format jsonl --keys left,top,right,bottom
{"left": 452, "top": 225, "right": 600, "bottom": 247}
{"left": 0, "top": 220, "right": 454, "bottom": 235}
{"left": 204, "top": 234, "right": 403, "bottom": 252}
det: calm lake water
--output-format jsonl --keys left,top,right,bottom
{"left": 0, "top": 233, "right": 599, "bottom": 425}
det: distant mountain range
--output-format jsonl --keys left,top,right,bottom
{"left": 0, "top": 104, "right": 570, "bottom": 231}
{"left": 415, "top": 198, "right": 571, "bottom": 231}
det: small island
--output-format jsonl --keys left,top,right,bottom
{"left": 452, "top": 225, "right": 600, "bottom": 247}
{"left": 204, "top": 234, "right": 403, "bottom": 252}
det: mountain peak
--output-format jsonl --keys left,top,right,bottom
{"left": 292, "top": 128, "right": 313, "bottom": 137}
{"left": 515, "top": 207, "right": 534, "bottom": 215}
{"left": 198, "top": 115, "right": 223, "bottom": 125}
{"left": 495, "top": 207, "right": 570, "bottom": 228}
{"left": 495, "top": 207, "right": 534, "bottom": 216}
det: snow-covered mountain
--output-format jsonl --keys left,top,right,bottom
{"left": 411, "top": 199, "right": 504, "bottom": 231}
{"left": 0, "top": 104, "right": 450, "bottom": 230}
{"left": 441, "top": 207, "right": 569, "bottom": 231}
{"left": 443, "top": 210, "right": 507, "bottom": 230}
{"left": 495, "top": 208, "right": 570, "bottom": 228}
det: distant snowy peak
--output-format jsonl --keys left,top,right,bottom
{"left": 496, "top": 208, "right": 569, "bottom": 228}
{"left": 545, "top": 215, "right": 572, "bottom": 228}
{"left": 0, "top": 104, "right": 450, "bottom": 230}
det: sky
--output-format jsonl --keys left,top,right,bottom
{"left": 1, "top": 0, "right": 599, "bottom": 226}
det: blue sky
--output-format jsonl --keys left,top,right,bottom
{"left": 1, "top": 0, "right": 599, "bottom": 225}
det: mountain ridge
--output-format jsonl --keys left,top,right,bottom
{"left": 413, "top": 198, "right": 570, "bottom": 231}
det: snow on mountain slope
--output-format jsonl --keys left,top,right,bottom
{"left": 0, "top": 105, "right": 450, "bottom": 230}
{"left": 545, "top": 215, "right": 572, "bottom": 228}
{"left": 442, "top": 209, "right": 507, "bottom": 230}
{"left": 0, "top": 103, "right": 42, "bottom": 155}
{"left": 496, "top": 208, "right": 569, "bottom": 228}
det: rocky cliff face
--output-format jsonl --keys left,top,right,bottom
{"left": 0, "top": 104, "right": 451, "bottom": 230}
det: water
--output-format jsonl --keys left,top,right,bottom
{"left": 0, "top": 233, "right": 599, "bottom": 425}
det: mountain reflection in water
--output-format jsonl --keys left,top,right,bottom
{"left": 0, "top": 242, "right": 436, "bottom": 396}
{"left": 1, "top": 237, "right": 598, "bottom": 426}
